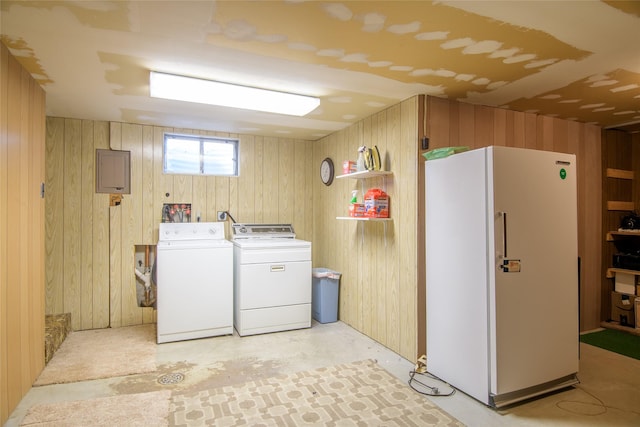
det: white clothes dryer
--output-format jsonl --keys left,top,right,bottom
{"left": 231, "top": 224, "right": 311, "bottom": 336}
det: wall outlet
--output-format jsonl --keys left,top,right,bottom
{"left": 217, "top": 211, "right": 227, "bottom": 221}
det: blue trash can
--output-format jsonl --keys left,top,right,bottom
{"left": 312, "top": 268, "right": 341, "bottom": 323}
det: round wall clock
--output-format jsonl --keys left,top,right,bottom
{"left": 320, "top": 157, "right": 334, "bottom": 186}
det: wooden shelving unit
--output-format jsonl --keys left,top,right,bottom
{"left": 603, "top": 153, "right": 637, "bottom": 331}
{"left": 604, "top": 230, "right": 639, "bottom": 331}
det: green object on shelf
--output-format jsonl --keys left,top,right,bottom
{"left": 580, "top": 329, "right": 640, "bottom": 360}
{"left": 422, "top": 146, "right": 469, "bottom": 160}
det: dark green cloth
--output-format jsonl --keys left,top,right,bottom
{"left": 580, "top": 329, "right": 640, "bottom": 360}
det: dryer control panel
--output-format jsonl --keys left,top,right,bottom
{"left": 232, "top": 223, "right": 296, "bottom": 240}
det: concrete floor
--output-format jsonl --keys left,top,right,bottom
{"left": 6, "top": 321, "right": 640, "bottom": 426}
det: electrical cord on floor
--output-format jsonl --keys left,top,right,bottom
{"left": 554, "top": 381, "right": 640, "bottom": 418}
{"left": 408, "top": 369, "right": 456, "bottom": 397}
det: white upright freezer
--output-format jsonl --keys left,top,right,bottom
{"left": 425, "top": 146, "right": 579, "bottom": 408}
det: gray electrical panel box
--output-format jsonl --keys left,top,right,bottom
{"left": 96, "top": 149, "right": 130, "bottom": 194}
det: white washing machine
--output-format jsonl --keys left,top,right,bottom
{"left": 156, "top": 222, "right": 233, "bottom": 344}
{"left": 232, "top": 224, "right": 311, "bottom": 336}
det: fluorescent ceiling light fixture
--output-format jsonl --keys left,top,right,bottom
{"left": 149, "top": 71, "right": 320, "bottom": 116}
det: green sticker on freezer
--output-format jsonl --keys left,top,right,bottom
{"left": 560, "top": 168, "right": 567, "bottom": 180}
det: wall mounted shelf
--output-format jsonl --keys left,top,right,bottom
{"left": 336, "top": 170, "right": 393, "bottom": 180}
{"left": 337, "top": 216, "right": 392, "bottom": 246}
{"left": 337, "top": 169, "right": 393, "bottom": 245}
{"left": 336, "top": 216, "right": 392, "bottom": 221}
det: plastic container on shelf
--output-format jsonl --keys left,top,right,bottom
{"left": 349, "top": 189, "right": 365, "bottom": 217}
{"left": 357, "top": 146, "right": 367, "bottom": 171}
{"left": 343, "top": 160, "right": 356, "bottom": 174}
{"left": 364, "top": 188, "right": 389, "bottom": 218}
{"left": 312, "top": 268, "right": 342, "bottom": 323}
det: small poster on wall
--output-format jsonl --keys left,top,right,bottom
{"left": 162, "top": 203, "right": 191, "bottom": 223}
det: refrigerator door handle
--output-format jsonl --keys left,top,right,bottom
{"left": 500, "top": 211, "right": 508, "bottom": 258}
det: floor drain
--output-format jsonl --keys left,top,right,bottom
{"left": 157, "top": 372, "right": 185, "bottom": 385}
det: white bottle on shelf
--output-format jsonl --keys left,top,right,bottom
{"left": 356, "top": 146, "right": 366, "bottom": 171}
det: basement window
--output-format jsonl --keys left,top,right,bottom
{"left": 163, "top": 133, "right": 239, "bottom": 176}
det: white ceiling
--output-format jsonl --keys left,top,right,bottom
{"left": 2, "top": 0, "right": 640, "bottom": 140}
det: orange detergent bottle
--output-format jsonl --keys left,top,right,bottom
{"left": 364, "top": 188, "right": 389, "bottom": 218}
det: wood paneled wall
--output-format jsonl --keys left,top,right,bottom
{"left": 424, "top": 96, "right": 603, "bottom": 333}
{"left": 45, "top": 118, "right": 111, "bottom": 329}
{"left": 313, "top": 97, "right": 420, "bottom": 361}
{"left": 45, "top": 119, "right": 313, "bottom": 330}
{"left": 0, "top": 43, "right": 46, "bottom": 425}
